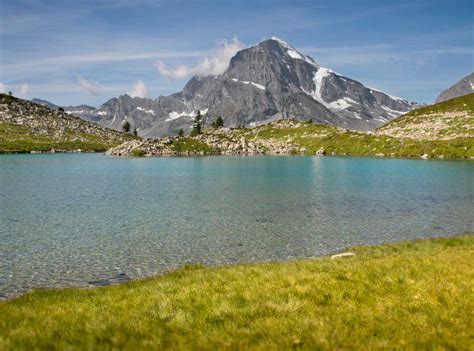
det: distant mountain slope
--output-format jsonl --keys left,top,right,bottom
{"left": 436, "top": 72, "right": 474, "bottom": 103}
{"left": 0, "top": 94, "right": 134, "bottom": 153}
{"left": 31, "top": 98, "right": 59, "bottom": 109}
{"left": 62, "top": 38, "right": 417, "bottom": 137}
{"left": 377, "top": 93, "right": 474, "bottom": 140}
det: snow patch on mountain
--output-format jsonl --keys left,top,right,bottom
{"left": 327, "top": 97, "right": 358, "bottom": 110}
{"left": 368, "top": 87, "right": 406, "bottom": 102}
{"left": 270, "top": 36, "right": 318, "bottom": 66}
{"left": 231, "top": 78, "right": 266, "bottom": 90}
{"left": 136, "top": 107, "right": 155, "bottom": 115}
{"left": 381, "top": 105, "right": 406, "bottom": 116}
{"left": 312, "top": 67, "right": 332, "bottom": 103}
{"left": 166, "top": 108, "right": 209, "bottom": 122}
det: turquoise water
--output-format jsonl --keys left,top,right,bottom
{"left": 1, "top": 154, "right": 473, "bottom": 298}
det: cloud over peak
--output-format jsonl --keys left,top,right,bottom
{"left": 128, "top": 80, "right": 149, "bottom": 98}
{"left": 155, "top": 38, "right": 245, "bottom": 79}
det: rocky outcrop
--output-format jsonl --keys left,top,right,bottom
{"left": 0, "top": 94, "right": 134, "bottom": 149}
{"left": 107, "top": 120, "right": 309, "bottom": 156}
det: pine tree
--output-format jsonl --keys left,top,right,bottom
{"left": 190, "top": 110, "right": 202, "bottom": 136}
{"left": 122, "top": 120, "right": 130, "bottom": 133}
{"left": 133, "top": 127, "right": 138, "bottom": 136}
{"left": 212, "top": 116, "right": 224, "bottom": 128}
{"left": 178, "top": 128, "right": 184, "bottom": 137}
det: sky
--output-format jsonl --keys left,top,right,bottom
{"left": 0, "top": 0, "right": 472, "bottom": 106}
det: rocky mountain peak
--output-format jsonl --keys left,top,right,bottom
{"left": 61, "top": 37, "right": 417, "bottom": 137}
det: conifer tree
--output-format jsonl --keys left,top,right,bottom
{"left": 122, "top": 120, "right": 130, "bottom": 133}
{"left": 190, "top": 110, "right": 202, "bottom": 136}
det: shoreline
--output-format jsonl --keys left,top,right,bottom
{"left": 1, "top": 234, "right": 472, "bottom": 349}
{"left": 2, "top": 233, "right": 471, "bottom": 302}
{"left": 1, "top": 149, "right": 473, "bottom": 161}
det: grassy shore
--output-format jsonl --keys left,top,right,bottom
{"left": 1, "top": 235, "right": 473, "bottom": 350}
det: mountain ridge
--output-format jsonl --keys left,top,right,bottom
{"left": 41, "top": 38, "right": 419, "bottom": 137}
{"left": 435, "top": 72, "right": 474, "bottom": 103}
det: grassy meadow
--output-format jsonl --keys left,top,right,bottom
{"left": 238, "top": 122, "right": 474, "bottom": 159}
{"left": 0, "top": 121, "right": 120, "bottom": 153}
{"left": 0, "top": 235, "right": 473, "bottom": 350}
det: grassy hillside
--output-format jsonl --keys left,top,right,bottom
{"left": 236, "top": 120, "right": 474, "bottom": 159}
{"left": 0, "top": 235, "right": 472, "bottom": 350}
{"left": 378, "top": 93, "right": 474, "bottom": 140}
{"left": 0, "top": 94, "right": 135, "bottom": 153}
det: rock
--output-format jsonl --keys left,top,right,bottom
{"left": 375, "top": 153, "right": 385, "bottom": 157}
{"left": 420, "top": 154, "right": 429, "bottom": 159}
{"left": 315, "top": 147, "right": 326, "bottom": 156}
{"left": 331, "top": 252, "right": 355, "bottom": 259}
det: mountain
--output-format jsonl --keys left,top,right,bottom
{"left": 31, "top": 98, "right": 59, "bottom": 109}
{"left": 435, "top": 72, "right": 474, "bottom": 103}
{"left": 64, "top": 38, "right": 418, "bottom": 137}
{"left": 0, "top": 94, "right": 134, "bottom": 153}
{"left": 378, "top": 93, "right": 474, "bottom": 140}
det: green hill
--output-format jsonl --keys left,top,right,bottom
{"left": 378, "top": 93, "right": 474, "bottom": 140}
{"left": 0, "top": 94, "right": 135, "bottom": 153}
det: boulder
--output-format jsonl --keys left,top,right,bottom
{"left": 315, "top": 147, "right": 326, "bottom": 156}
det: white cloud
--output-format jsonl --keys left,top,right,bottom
{"left": 78, "top": 77, "right": 104, "bottom": 96}
{"left": 155, "top": 38, "right": 245, "bottom": 79}
{"left": 0, "top": 82, "right": 7, "bottom": 93}
{"left": 128, "top": 80, "right": 149, "bottom": 98}
{"left": 19, "top": 83, "right": 29, "bottom": 96}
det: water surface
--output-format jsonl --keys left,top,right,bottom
{"left": 1, "top": 154, "right": 473, "bottom": 298}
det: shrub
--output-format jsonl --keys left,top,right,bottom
{"left": 122, "top": 120, "right": 130, "bottom": 133}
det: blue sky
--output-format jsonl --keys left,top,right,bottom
{"left": 0, "top": 0, "right": 472, "bottom": 106}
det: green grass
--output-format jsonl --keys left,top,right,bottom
{"left": 379, "top": 93, "right": 474, "bottom": 137}
{"left": 0, "top": 122, "right": 119, "bottom": 153}
{"left": 171, "top": 137, "right": 216, "bottom": 154}
{"left": 1, "top": 235, "right": 473, "bottom": 350}
{"left": 239, "top": 122, "right": 474, "bottom": 159}
{"left": 394, "top": 93, "right": 474, "bottom": 119}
